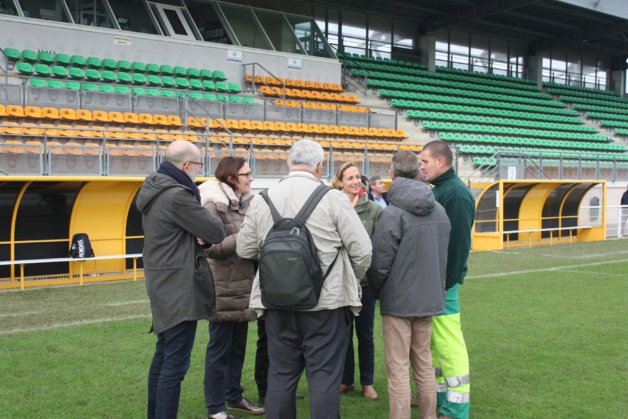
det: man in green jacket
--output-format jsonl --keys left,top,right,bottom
{"left": 419, "top": 140, "right": 475, "bottom": 419}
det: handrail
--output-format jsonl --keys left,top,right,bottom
{"left": 0, "top": 253, "right": 143, "bottom": 290}
{"left": 241, "top": 62, "right": 286, "bottom": 100}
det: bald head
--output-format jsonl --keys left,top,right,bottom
{"left": 165, "top": 141, "right": 200, "bottom": 169}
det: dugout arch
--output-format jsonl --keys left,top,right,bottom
{"left": 473, "top": 180, "right": 606, "bottom": 251}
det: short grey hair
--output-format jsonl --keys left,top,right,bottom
{"left": 368, "top": 175, "right": 382, "bottom": 192}
{"left": 289, "top": 139, "right": 324, "bottom": 171}
{"left": 391, "top": 150, "right": 419, "bottom": 179}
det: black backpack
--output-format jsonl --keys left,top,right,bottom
{"left": 69, "top": 233, "right": 95, "bottom": 258}
{"left": 259, "top": 184, "right": 339, "bottom": 310}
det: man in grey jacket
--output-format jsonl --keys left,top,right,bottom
{"left": 367, "top": 150, "right": 451, "bottom": 419}
{"left": 237, "top": 139, "right": 372, "bottom": 419}
{"left": 136, "top": 140, "right": 227, "bottom": 419}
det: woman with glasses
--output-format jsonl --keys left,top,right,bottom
{"left": 332, "top": 162, "right": 383, "bottom": 401}
{"left": 198, "top": 157, "right": 264, "bottom": 419}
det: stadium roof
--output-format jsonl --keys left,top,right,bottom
{"left": 314, "top": 0, "right": 628, "bottom": 59}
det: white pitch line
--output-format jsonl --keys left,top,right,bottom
{"left": 0, "top": 310, "right": 41, "bottom": 318}
{"left": 0, "top": 314, "right": 151, "bottom": 335}
{"left": 467, "top": 258, "right": 628, "bottom": 279}
{"left": 106, "top": 300, "right": 149, "bottom": 307}
{"left": 560, "top": 269, "right": 627, "bottom": 278}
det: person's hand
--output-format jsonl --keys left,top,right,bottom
{"left": 196, "top": 237, "right": 205, "bottom": 246}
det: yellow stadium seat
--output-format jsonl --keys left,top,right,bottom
{"left": 168, "top": 115, "right": 183, "bottom": 127}
{"left": 139, "top": 113, "right": 154, "bottom": 125}
{"left": 60, "top": 108, "right": 78, "bottom": 121}
{"left": 24, "top": 106, "right": 42, "bottom": 119}
{"left": 124, "top": 112, "right": 139, "bottom": 124}
{"left": 20, "top": 122, "right": 44, "bottom": 136}
{"left": 6, "top": 104, "right": 25, "bottom": 117}
{"left": 42, "top": 107, "right": 61, "bottom": 120}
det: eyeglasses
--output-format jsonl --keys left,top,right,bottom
{"left": 185, "top": 161, "right": 204, "bottom": 169}
{"left": 237, "top": 172, "right": 253, "bottom": 179}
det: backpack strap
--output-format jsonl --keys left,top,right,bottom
{"left": 259, "top": 189, "right": 282, "bottom": 223}
{"left": 294, "top": 184, "right": 332, "bottom": 224}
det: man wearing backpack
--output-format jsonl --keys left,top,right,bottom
{"left": 237, "top": 139, "right": 372, "bottom": 419}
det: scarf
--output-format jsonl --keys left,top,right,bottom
{"left": 157, "top": 160, "right": 201, "bottom": 203}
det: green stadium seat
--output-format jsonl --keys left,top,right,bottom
{"left": 243, "top": 97, "right": 255, "bottom": 104}
{"left": 146, "top": 88, "right": 160, "bottom": 96}
{"left": 132, "top": 61, "right": 146, "bottom": 72}
{"left": 68, "top": 66, "right": 84, "bottom": 79}
{"left": 132, "top": 87, "right": 146, "bottom": 95}
{"left": 55, "top": 53, "right": 71, "bottom": 66}
{"left": 65, "top": 81, "right": 81, "bottom": 90}
{"left": 71, "top": 55, "right": 87, "bottom": 67}
{"left": 175, "top": 77, "right": 189, "bottom": 88}
{"left": 101, "top": 70, "right": 116, "bottom": 82}
{"left": 187, "top": 68, "right": 201, "bottom": 78}
{"left": 4, "top": 48, "right": 21, "bottom": 61}
{"left": 51, "top": 65, "right": 67, "bottom": 78}
{"left": 213, "top": 70, "right": 227, "bottom": 81}
{"left": 115, "top": 85, "right": 131, "bottom": 94}
{"left": 189, "top": 79, "right": 202, "bottom": 90}
{"left": 174, "top": 66, "right": 187, "bottom": 77}
{"left": 16, "top": 62, "right": 33, "bottom": 75}
{"left": 87, "top": 57, "right": 102, "bottom": 68}
{"left": 116, "top": 71, "right": 132, "bottom": 83}
{"left": 202, "top": 80, "right": 215, "bottom": 91}
{"left": 215, "top": 81, "right": 228, "bottom": 92}
{"left": 117, "top": 60, "right": 132, "bottom": 71}
{"left": 161, "top": 89, "right": 176, "bottom": 98}
{"left": 99, "top": 84, "right": 115, "bottom": 93}
{"left": 228, "top": 83, "right": 241, "bottom": 93}
{"left": 203, "top": 93, "right": 217, "bottom": 101}
{"left": 85, "top": 69, "right": 101, "bottom": 81}
{"left": 38, "top": 51, "right": 55, "bottom": 64}
{"left": 22, "top": 49, "right": 38, "bottom": 63}
{"left": 160, "top": 65, "right": 173, "bottom": 75}
{"left": 102, "top": 58, "right": 117, "bottom": 70}
{"left": 161, "top": 76, "right": 175, "bottom": 88}
{"left": 132, "top": 73, "right": 146, "bottom": 84}
{"left": 82, "top": 83, "right": 98, "bottom": 92}
{"left": 47, "top": 79, "right": 63, "bottom": 89}
{"left": 200, "top": 69, "right": 214, "bottom": 80}
{"left": 147, "top": 74, "right": 161, "bottom": 86}
{"left": 187, "top": 92, "right": 203, "bottom": 100}
{"left": 30, "top": 78, "right": 47, "bottom": 88}
{"left": 230, "top": 96, "right": 243, "bottom": 103}
{"left": 146, "top": 63, "right": 160, "bottom": 74}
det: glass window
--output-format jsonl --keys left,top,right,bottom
{"left": 284, "top": 13, "right": 334, "bottom": 58}
{"left": 108, "top": 0, "right": 158, "bottom": 34}
{"left": 67, "top": 0, "right": 115, "bottom": 28}
{"left": 255, "top": 9, "right": 305, "bottom": 55}
{"left": 342, "top": 10, "right": 366, "bottom": 57}
{"left": 0, "top": 0, "right": 19, "bottom": 16}
{"left": 219, "top": 3, "right": 273, "bottom": 50}
{"left": 187, "top": 0, "right": 233, "bottom": 45}
{"left": 450, "top": 31, "right": 469, "bottom": 70}
{"left": 393, "top": 20, "right": 414, "bottom": 50}
{"left": 470, "top": 35, "right": 488, "bottom": 73}
{"left": 17, "top": 0, "right": 70, "bottom": 23}
{"left": 369, "top": 15, "right": 391, "bottom": 59}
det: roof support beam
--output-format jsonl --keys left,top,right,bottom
{"left": 421, "top": 0, "right": 539, "bottom": 34}
{"left": 532, "top": 20, "right": 628, "bottom": 52}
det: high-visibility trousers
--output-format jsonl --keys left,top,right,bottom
{"left": 431, "top": 284, "right": 470, "bottom": 419}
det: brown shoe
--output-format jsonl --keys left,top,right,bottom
{"left": 339, "top": 384, "right": 355, "bottom": 393}
{"left": 362, "top": 385, "right": 378, "bottom": 400}
{"left": 410, "top": 396, "right": 419, "bottom": 407}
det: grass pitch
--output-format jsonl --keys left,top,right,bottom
{"left": 1, "top": 239, "right": 626, "bottom": 418}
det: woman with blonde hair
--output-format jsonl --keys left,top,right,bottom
{"left": 332, "top": 161, "right": 383, "bottom": 400}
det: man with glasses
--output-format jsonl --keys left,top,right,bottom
{"left": 137, "top": 140, "right": 226, "bottom": 419}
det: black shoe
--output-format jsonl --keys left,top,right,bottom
{"left": 227, "top": 398, "right": 265, "bottom": 415}
{"left": 295, "top": 393, "right": 305, "bottom": 400}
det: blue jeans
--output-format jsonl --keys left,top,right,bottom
{"left": 204, "top": 321, "right": 249, "bottom": 415}
{"left": 342, "top": 286, "right": 376, "bottom": 386}
{"left": 148, "top": 320, "right": 198, "bottom": 419}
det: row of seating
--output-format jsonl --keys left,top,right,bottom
{"left": 438, "top": 132, "right": 625, "bottom": 152}
{"left": 392, "top": 99, "right": 579, "bottom": 121}
{"left": 544, "top": 81, "right": 617, "bottom": 97}
{"left": 5, "top": 48, "right": 228, "bottom": 80}
{"left": 357, "top": 69, "right": 541, "bottom": 97}
{"left": 336, "top": 52, "right": 425, "bottom": 69}
{"left": 245, "top": 74, "right": 343, "bottom": 92}
{"left": 273, "top": 99, "right": 370, "bottom": 113}
{"left": 409, "top": 111, "right": 594, "bottom": 132}
{"left": 586, "top": 111, "right": 628, "bottom": 121}
{"left": 259, "top": 86, "right": 359, "bottom": 103}
{"left": 560, "top": 95, "right": 628, "bottom": 110}
{"left": 436, "top": 66, "right": 536, "bottom": 86}
{"left": 424, "top": 121, "right": 607, "bottom": 141}
{"left": 378, "top": 88, "right": 559, "bottom": 108}
{"left": 600, "top": 120, "right": 628, "bottom": 129}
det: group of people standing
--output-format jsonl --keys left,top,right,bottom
{"left": 137, "top": 138, "right": 475, "bottom": 419}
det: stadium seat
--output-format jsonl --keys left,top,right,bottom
{"left": 35, "top": 50, "right": 53, "bottom": 64}
{"left": 24, "top": 106, "right": 42, "bottom": 118}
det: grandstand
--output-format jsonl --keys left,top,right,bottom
{"left": 1, "top": 0, "right": 628, "bottom": 286}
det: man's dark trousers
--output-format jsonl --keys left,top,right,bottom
{"left": 265, "top": 308, "right": 351, "bottom": 419}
